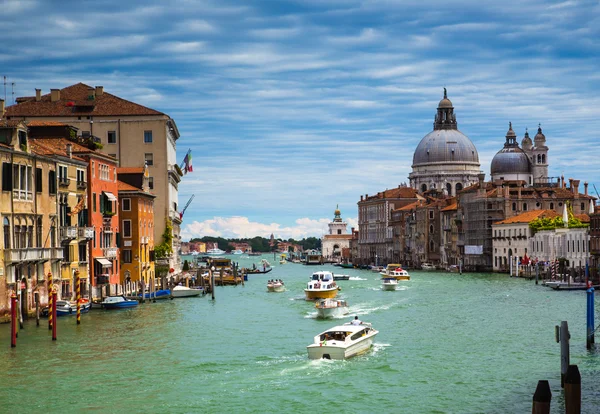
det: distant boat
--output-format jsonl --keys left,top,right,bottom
{"left": 304, "top": 271, "right": 340, "bottom": 300}
{"left": 421, "top": 263, "right": 436, "bottom": 271}
{"left": 333, "top": 274, "right": 350, "bottom": 281}
{"left": 267, "top": 279, "right": 286, "bottom": 293}
{"left": 315, "top": 298, "right": 349, "bottom": 319}
{"left": 42, "top": 300, "right": 91, "bottom": 316}
{"left": 248, "top": 252, "right": 262, "bottom": 256}
{"left": 206, "top": 248, "right": 226, "bottom": 256}
{"left": 101, "top": 296, "right": 139, "bottom": 309}
{"left": 232, "top": 249, "right": 243, "bottom": 255}
{"left": 381, "top": 278, "right": 399, "bottom": 291}
{"left": 190, "top": 251, "right": 199, "bottom": 256}
{"left": 380, "top": 264, "right": 411, "bottom": 281}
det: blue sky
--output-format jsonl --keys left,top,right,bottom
{"left": 2, "top": 0, "right": 599, "bottom": 240}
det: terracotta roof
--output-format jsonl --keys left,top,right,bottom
{"left": 494, "top": 210, "right": 559, "bottom": 225}
{"left": 365, "top": 186, "right": 419, "bottom": 201}
{"left": 0, "top": 120, "right": 24, "bottom": 128}
{"left": 6, "top": 83, "right": 165, "bottom": 117}
{"left": 575, "top": 213, "right": 590, "bottom": 223}
{"left": 394, "top": 201, "right": 420, "bottom": 212}
{"left": 323, "top": 234, "right": 353, "bottom": 239}
{"left": 29, "top": 138, "right": 88, "bottom": 161}
{"left": 26, "top": 120, "right": 69, "bottom": 127}
{"left": 442, "top": 202, "right": 458, "bottom": 212}
{"left": 117, "top": 167, "right": 144, "bottom": 174}
{"left": 117, "top": 181, "right": 141, "bottom": 192}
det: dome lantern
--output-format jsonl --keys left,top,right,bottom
{"left": 433, "top": 88, "right": 457, "bottom": 131}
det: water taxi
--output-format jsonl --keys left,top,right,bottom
{"left": 267, "top": 279, "right": 286, "bottom": 292}
{"left": 307, "top": 321, "right": 378, "bottom": 360}
{"left": 304, "top": 271, "right": 340, "bottom": 300}
{"left": 279, "top": 254, "right": 287, "bottom": 265}
{"left": 380, "top": 264, "right": 411, "bottom": 281}
{"left": 315, "top": 298, "right": 349, "bottom": 319}
{"left": 421, "top": 262, "right": 436, "bottom": 271}
{"left": 381, "top": 278, "right": 398, "bottom": 291}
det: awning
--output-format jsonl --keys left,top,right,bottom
{"left": 103, "top": 192, "right": 117, "bottom": 202}
{"left": 96, "top": 257, "right": 112, "bottom": 268}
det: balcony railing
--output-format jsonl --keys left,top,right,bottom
{"left": 60, "top": 226, "right": 78, "bottom": 240}
{"left": 78, "top": 227, "right": 94, "bottom": 239}
{"left": 76, "top": 181, "right": 87, "bottom": 189}
{"left": 103, "top": 247, "right": 118, "bottom": 259}
{"left": 58, "top": 177, "right": 71, "bottom": 187}
{"left": 3, "top": 247, "right": 64, "bottom": 262}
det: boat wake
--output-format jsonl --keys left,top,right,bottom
{"left": 349, "top": 276, "right": 368, "bottom": 281}
{"left": 349, "top": 300, "right": 406, "bottom": 316}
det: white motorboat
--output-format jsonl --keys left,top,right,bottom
{"left": 206, "top": 248, "right": 226, "bottom": 256}
{"left": 379, "top": 264, "right": 410, "bottom": 281}
{"left": 370, "top": 266, "right": 385, "bottom": 273}
{"left": 232, "top": 249, "right": 243, "bottom": 255}
{"left": 190, "top": 251, "right": 199, "bottom": 256}
{"left": 307, "top": 321, "right": 378, "bottom": 360}
{"left": 421, "top": 262, "right": 436, "bottom": 271}
{"left": 304, "top": 271, "right": 340, "bottom": 300}
{"left": 315, "top": 298, "right": 349, "bottom": 319}
{"left": 381, "top": 278, "right": 398, "bottom": 291}
{"left": 267, "top": 279, "right": 286, "bottom": 292}
{"left": 172, "top": 285, "right": 204, "bottom": 298}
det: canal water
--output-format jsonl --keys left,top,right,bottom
{"left": 1, "top": 254, "right": 599, "bottom": 413}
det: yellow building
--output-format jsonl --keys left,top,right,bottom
{"left": 118, "top": 167, "right": 155, "bottom": 293}
{"left": 0, "top": 119, "right": 62, "bottom": 319}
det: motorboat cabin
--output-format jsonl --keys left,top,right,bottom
{"left": 307, "top": 322, "right": 378, "bottom": 360}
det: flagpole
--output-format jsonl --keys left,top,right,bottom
{"left": 179, "top": 148, "right": 191, "bottom": 170}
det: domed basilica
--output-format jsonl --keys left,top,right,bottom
{"left": 409, "top": 89, "right": 481, "bottom": 195}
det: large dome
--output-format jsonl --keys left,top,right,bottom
{"left": 412, "top": 129, "right": 479, "bottom": 166}
{"left": 491, "top": 148, "right": 531, "bottom": 175}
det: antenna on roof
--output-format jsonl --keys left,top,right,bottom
{"left": 593, "top": 184, "right": 600, "bottom": 201}
{"left": 3, "top": 76, "right": 6, "bottom": 102}
{"left": 11, "top": 82, "right": 15, "bottom": 105}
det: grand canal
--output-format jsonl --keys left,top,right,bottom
{"left": 1, "top": 255, "right": 599, "bottom": 413}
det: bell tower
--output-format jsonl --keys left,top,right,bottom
{"left": 328, "top": 205, "right": 347, "bottom": 235}
{"left": 532, "top": 124, "right": 549, "bottom": 185}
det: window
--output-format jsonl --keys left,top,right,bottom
{"left": 99, "top": 164, "right": 110, "bottom": 181}
{"left": 92, "top": 161, "right": 95, "bottom": 178}
{"left": 36, "top": 217, "right": 42, "bottom": 247}
{"left": 49, "top": 170, "right": 57, "bottom": 194}
{"left": 77, "top": 169, "right": 85, "bottom": 186}
{"left": 429, "top": 224, "right": 434, "bottom": 234}
{"left": 58, "top": 165, "right": 68, "bottom": 185}
{"left": 12, "top": 164, "right": 33, "bottom": 200}
{"left": 107, "top": 131, "right": 117, "bottom": 144}
{"left": 79, "top": 243, "right": 87, "bottom": 262}
{"left": 18, "top": 130, "right": 27, "bottom": 148}
{"left": 523, "top": 203, "right": 528, "bottom": 211}
{"left": 2, "top": 162, "right": 12, "bottom": 191}
{"left": 123, "top": 220, "right": 132, "bottom": 238}
{"left": 148, "top": 177, "right": 154, "bottom": 190}
{"left": 144, "top": 153, "right": 153, "bottom": 166}
{"left": 122, "top": 249, "right": 132, "bottom": 264}
{"left": 122, "top": 198, "right": 131, "bottom": 211}
{"left": 512, "top": 202, "right": 516, "bottom": 211}
{"left": 550, "top": 202, "right": 554, "bottom": 210}
{"left": 144, "top": 131, "right": 153, "bottom": 143}
{"left": 36, "top": 168, "right": 42, "bottom": 193}
{"left": 337, "top": 229, "right": 341, "bottom": 235}
{"left": 581, "top": 202, "right": 585, "bottom": 212}
{"left": 429, "top": 210, "right": 434, "bottom": 219}
{"left": 3, "top": 217, "right": 10, "bottom": 249}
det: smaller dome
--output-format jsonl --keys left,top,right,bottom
{"left": 521, "top": 129, "right": 532, "bottom": 150}
{"left": 491, "top": 148, "right": 532, "bottom": 175}
{"left": 534, "top": 125, "right": 546, "bottom": 143}
{"left": 438, "top": 98, "right": 453, "bottom": 108}
{"left": 334, "top": 208, "right": 341, "bottom": 216}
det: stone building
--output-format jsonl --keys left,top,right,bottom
{"left": 322, "top": 206, "right": 352, "bottom": 261}
{"left": 409, "top": 89, "right": 481, "bottom": 196}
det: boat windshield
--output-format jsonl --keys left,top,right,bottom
{"left": 320, "top": 331, "right": 351, "bottom": 341}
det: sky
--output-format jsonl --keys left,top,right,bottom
{"left": 1, "top": 0, "right": 599, "bottom": 241}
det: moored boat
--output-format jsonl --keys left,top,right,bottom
{"left": 381, "top": 278, "right": 398, "bottom": 291}
{"left": 421, "top": 262, "right": 436, "bottom": 271}
{"left": 306, "top": 321, "right": 378, "bottom": 360}
{"left": 139, "top": 289, "right": 171, "bottom": 300}
{"left": 315, "top": 298, "right": 349, "bottom": 319}
{"left": 172, "top": 285, "right": 204, "bottom": 298}
{"left": 380, "top": 264, "right": 411, "bottom": 281}
{"left": 304, "top": 271, "right": 340, "bottom": 300}
{"left": 333, "top": 274, "right": 350, "bottom": 281}
{"left": 101, "top": 295, "right": 139, "bottom": 309}
{"left": 41, "top": 300, "right": 91, "bottom": 316}
{"left": 338, "top": 263, "right": 354, "bottom": 269}
{"left": 370, "top": 266, "right": 385, "bottom": 273}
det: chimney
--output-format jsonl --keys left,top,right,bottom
{"left": 561, "top": 175, "right": 565, "bottom": 188}
{"left": 573, "top": 179, "right": 580, "bottom": 198}
{"left": 584, "top": 182, "right": 588, "bottom": 196}
{"left": 366, "top": 194, "right": 368, "bottom": 198}
{"left": 50, "top": 89, "right": 60, "bottom": 102}
{"left": 0, "top": 99, "right": 4, "bottom": 117}
{"left": 95, "top": 86, "right": 104, "bottom": 97}
{"left": 35, "top": 89, "right": 41, "bottom": 101}
{"left": 360, "top": 195, "right": 363, "bottom": 201}
{"left": 568, "top": 178, "right": 574, "bottom": 193}
{"left": 66, "top": 144, "right": 72, "bottom": 159}
{"left": 88, "top": 87, "right": 95, "bottom": 100}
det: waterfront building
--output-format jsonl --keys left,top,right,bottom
{"left": 589, "top": 208, "right": 600, "bottom": 280}
{"left": 390, "top": 201, "right": 419, "bottom": 267}
{"left": 440, "top": 201, "right": 459, "bottom": 269}
{"left": 357, "top": 186, "right": 420, "bottom": 265}
{"left": 0, "top": 119, "right": 63, "bottom": 318}
{"left": 117, "top": 169, "right": 155, "bottom": 294}
{"left": 230, "top": 242, "right": 251, "bottom": 252}
{"left": 28, "top": 122, "right": 94, "bottom": 300}
{"left": 409, "top": 89, "right": 481, "bottom": 196}
{"left": 322, "top": 206, "right": 352, "bottom": 261}
{"left": 492, "top": 210, "right": 559, "bottom": 272}
{"left": 529, "top": 226, "right": 590, "bottom": 269}
{"left": 4, "top": 83, "right": 183, "bottom": 274}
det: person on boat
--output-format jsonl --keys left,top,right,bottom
{"left": 350, "top": 316, "right": 362, "bottom": 325}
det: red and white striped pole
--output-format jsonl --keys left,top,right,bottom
{"left": 10, "top": 293, "right": 17, "bottom": 348}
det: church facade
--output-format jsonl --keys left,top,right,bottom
{"left": 321, "top": 206, "right": 352, "bottom": 261}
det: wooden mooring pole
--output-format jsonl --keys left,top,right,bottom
{"left": 10, "top": 293, "right": 17, "bottom": 348}
{"left": 556, "top": 321, "right": 570, "bottom": 387}
{"left": 587, "top": 288, "right": 595, "bottom": 349}
{"left": 531, "top": 380, "right": 551, "bottom": 414}
{"left": 211, "top": 268, "right": 215, "bottom": 300}
{"left": 564, "top": 364, "right": 581, "bottom": 414}
{"left": 35, "top": 292, "right": 40, "bottom": 327}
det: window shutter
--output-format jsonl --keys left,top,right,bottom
{"left": 100, "top": 193, "right": 105, "bottom": 213}
{"left": 116, "top": 232, "right": 121, "bottom": 248}
{"left": 2, "top": 163, "right": 13, "bottom": 191}
{"left": 48, "top": 170, "right": 56, "bottom": 194}
{"left": 36, "top": 168, "right": 42, "bottom": 193}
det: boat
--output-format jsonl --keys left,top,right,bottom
{"left": 380, "top": 264, "right": 411, "bottom": 281}
{"left": 206, "top": 248, "right": 226, "bottom": 256}
{"left": 315, "top": 298, "right": 349, "bottom": 319}
{"left": 41, "top": 300, "right": 91, "bottom": 316}
{"left": 381, "top": 278, "right": 399, "bottom": 291}
{"left": 338, "top": 263, "right": 354, "bottom": 269}
{"left": 305, "top": 253, "right": 323, "bottom": 265}
{"left": 248, "top": 252, "right": 262, "bottom": 256}
{"left": 190, "top": 251, "right": 199, "bottom": 256}
{"left": 421, "top": 262, "right": 436, "bottom": 271}
{"left": 139, "top": 289, "right": 171, "bottom": 300}
{"left": 101, "top": 295, "right": 139, "bottom": 309}
{"left": 243, "top": 267, "right": 272, "bottom": 275}
{"left": 304, "top": 271, "right": 340, "bottom": 300}
{"left": 333, "top": 274, "right": 350, "bottom": 281}
{"left": 267, "top": 279, "right": 286, "bottom": 292}
{"left": 172, "top": 285, "right": 204, "bottom": 298}
{"left": 232, "top": 249, "right": 243, "bottom": 255}
{"left": 279, "top": 254, "right": 287, "bottom": 265}
{"left": 447, "top": 264, "right": 460, "bottom": 273}
{"left": 306, "top": 321, "right": 378, "bottom": 360}
{"left": 370, "top": 266, "right": 385, "bottom": 273}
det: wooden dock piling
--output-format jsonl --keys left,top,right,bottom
{"left": 556, "top": 321, "right": 570, "bottom": 387}
{"left": 564, "top": 364, "right": 581, "bottom": 414}
{"left": 531, "top": 380, "right": 551, "bottom": 414}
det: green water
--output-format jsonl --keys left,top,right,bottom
{"left": 1, "top": 254, "right": 599, "bottom": 413}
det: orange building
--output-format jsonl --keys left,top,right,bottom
{"left": 117, "top": 168, "right": 155, "bottom": 293}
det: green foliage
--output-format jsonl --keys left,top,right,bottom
{"left": 189, "top": 235, "right": 322, "bottom": 252}
{"left": 155, "top": 219, "right": 174, "bottom": 259}
{"left": 20, "top": 143, "right": 27, "bottom": 152}
{"left": 529, "top": 203, "right": 589, "bottom": 233}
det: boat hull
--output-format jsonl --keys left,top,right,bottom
{"left": 307, "top": 333, "right": 377, "bottom": 360}
{"left": 304, "top": 288, "right": 339, "bottom": 300}
{"left": 382, "top": 283, "right": 398, "bottom": 291}
{"left": 172, "top": 287, "right": 203, "bottom": 298}
{"left": 316, "top": 306, "right": 349, "bottom": 319}
{"left": 103, "top": 301, "right": 138, "bottom": 309}
{"left": 267, "top": 284, "right": 285, "bottom": 292}
{"left": 139, "top": 289, "right": 171, "bottom": 300}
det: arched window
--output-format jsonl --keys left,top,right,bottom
{"left": 512, "top": 202, "right": 516, "bottom": 211}
{"left": 446, "top": 183, "right": 452, "bottom": 195}
{"left": 3, "top": 217, "right": 10, "bottom": 249}
{"left": 523, "top": 203, "right": 528, "bottom": 211}
{"left": 455, "top": 183, "right": 463, "bottom": 193}
{"left": 421, "top": 184, "right": 427, "bottom": 193}
{"left": 537, "top": 154, "right": 541, "bottom": 163}
{"left": 429, "top": 224, "right": 434, "bottom": 234}
{"left": 36, "top": 217, "right": 42, "bottom": 247}
{"left": 541, "top": 154, "right": 545, "bottom": 164}
{"left": 550, "top": 202, "right": 554, "bottom": 210}
{"left": 581, "top": 202, "right": 585, "bottom": 212}
{"left": 429, "top": 240, "right": 435, "bottom": 252}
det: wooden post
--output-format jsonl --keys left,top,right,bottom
{"left": 210, "top": 269, "right": 215, "bottom": 300}
{"left": 10, "top": 293, "right": 17, "bottom": 348}
{"left": 587, "top": 288, "right": 595, "bottom": 349}
{"left": 531, "top": 380, "right": 551, "bottom": 414}
{"left": 220, "top": 268, "right": 223, "bottom": 286}
{"left": 75, "top": 270, "right": 81, "bottom": 325}
{"left": 556, "top": 321, "right": 570, "bottom": 387}
{"left": 141, "top": 278, "right": 146, "bottom": 304}
{"left": 564, "top": 365, "right": 581, "bottom": 414}
{"left": 535, "top": 264, "right": 539, "bottom": 285}
{"left": 48, "top": 274, "right": 53, "bottom": 331}
{"left": 51, "top": 289, "right": 57, "bottom": 341}
{"left": 35, "top": 292, "right": 39, "bottom": 327}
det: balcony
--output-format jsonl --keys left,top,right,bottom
{"left": 60, "top": 226, "right": 78, "bottom": 241}
{"left": 102, "top": 210, "right": 116, "bottom": 218}
{"left": 78, "top": 227, "right": 94, "bottom": 239}
{"left": 3, "top": 247, "right": 63, "bottom": 262}
{"left": 58, "top": 177, "right": 71, "bottom": 187}
{"left": 103, "top": 247, "right": 118, "bottom": 259}
{"left": 76, "top": 181, "right": 87, "bottom": 189}
{"left": 141, "top": 236, "right": 149, "bottom": 244}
